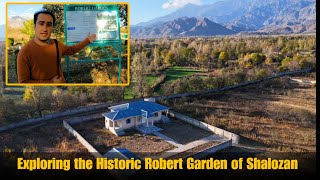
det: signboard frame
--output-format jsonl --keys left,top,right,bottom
{"left": 64, "top": 4, "right": 123, "bottom": 84}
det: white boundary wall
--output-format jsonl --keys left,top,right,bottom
{"left": 169, "top": 111, "right": 240, "bottom": 144}
{"left": 63, "top": 120, "right": 102, "bottom": 158}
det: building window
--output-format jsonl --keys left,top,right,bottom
{"left": 154, "top": 112, "right": 158, "bottom": 117}
{"left": 126, "top": 119, "right": 131, "bottom": 124}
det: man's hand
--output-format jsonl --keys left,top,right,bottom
{"left": 87, "top": 32, "right": 97, "bottom": 43}
{"left": 51, "top": 76, "right": 65, "bottom": 83}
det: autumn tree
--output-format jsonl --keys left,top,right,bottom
{"left": 132, "top": 52, "right": 147, "bottom": 98}
{"left": 165, "top": 51, "right": 175, "bottom": 65}
{"left": 218, "top": 51, "right": 228, "bottom": 61}
{"left": 179, "top": 47, "right": 194, "bottom": 66}
{"left": 217, "top": 51, "right": 228, "bottom": 67}
{"left": 153, "top": 46, "right": 161, "bottom": 69}
{"left": 195, "top": 53, "right": 208, "bottom": 68}
{"left": 23, "top": 86, "right": 52, "bottom": 117}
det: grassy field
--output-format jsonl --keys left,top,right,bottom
{"left": 164, "top": 66, "right": 205, "bottom": 82}
{"left": 0, "top": 121, "right": 87, "bottom": 152}
{"left": 124, "top": 83, "right": 134, "bottom": 99}
{"left": 145, "top": 74, "right": 159, "bottom": 86}
{"left": 162, "top": 77, "right": 316, "bottom": 152}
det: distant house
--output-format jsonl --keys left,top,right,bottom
{"left": 102, "top": 99, "right": 169, "bottom": 136}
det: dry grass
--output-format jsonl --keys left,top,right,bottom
{"left": 0, "top": 122, "right": 87, "bottom": 152}
{"left": 164, "top": 76, "right": 316, "bottom": 152}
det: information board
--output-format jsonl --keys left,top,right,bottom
{"left": 64, "top": 4, "right": 121, "bottom": 45}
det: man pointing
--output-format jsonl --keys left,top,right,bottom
{"left": 17, "top": 10, "right": 96, "bottom": 83}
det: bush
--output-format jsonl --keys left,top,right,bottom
{"left": 7, "top": 38, "right": 14, "bottom": 46}
{"left": 265, "top": 57, "right": 273, "bottom": 65}
{"left": 299, "top": 58, "right": 315, "bottom": 69}
{"left": 256, "top": 69, "right": 268, "bottom": 79}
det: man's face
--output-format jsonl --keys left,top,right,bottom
{"left": 34, "top": 13, "right": 53, "bottom": 41}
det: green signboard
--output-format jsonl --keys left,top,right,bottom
{"left": 64, "top": 4, "right": 122, "bottom": 84}
{"left": 64, "top": 4, "right": 123, "bottom": 84}
{"left": 64, "top": 4, "right": 121, "bottom": 46}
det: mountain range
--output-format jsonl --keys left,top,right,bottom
{"left": 132, "top": 0, "right": 316, "bottom": 38}
{"left": 8, "top": 16, "right": 29, "bottom": 28}
{"left": 132, "top": 17, "right": 236, "bottom": 38}
{"left": 0, "top": 16, "right": 29, "bottom": 41}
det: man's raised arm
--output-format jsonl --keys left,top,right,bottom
{"left": 62, "top": 33, "right": 97, "bottom": 55}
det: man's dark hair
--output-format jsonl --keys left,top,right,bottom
{"left": 34, "top": 10, "right": 55, "bottom": 26}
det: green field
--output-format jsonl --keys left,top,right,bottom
{"left": 145, "top": 75, "right": 159, "bottom": 86}
{"left": 124, "top": 84, "right": 134, "bottom": 100}
{"left": 164, "top": 66, "right": 204, "bottom": 82}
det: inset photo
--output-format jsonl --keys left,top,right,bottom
{"left": 6, "top": 2, "right": 129, "bottom": 86}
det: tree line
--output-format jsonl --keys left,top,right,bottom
{"left": 130, "top": 35, "right": 316, "bottom": 97}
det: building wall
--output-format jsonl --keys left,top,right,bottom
{"left": 153, "top": 111, "right": 162, "bottom": 122}
{"left": 105, "top": 118, "right": 123, "bottom": 129}
{"left": 105, "top": 110, "right": 166, "bottom": 130}
{"left": 117, "top": 117, "right": 136, "bottom": 130}
{"left": 105, "top": 117, "right": 109, "bottom": 129}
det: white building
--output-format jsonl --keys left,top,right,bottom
{"left": 102, "top": 100, "right": 169, "bottom": 136}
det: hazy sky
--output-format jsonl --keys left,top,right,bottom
{"left": 1, "top": 0, "right": 221, "bottom": 25}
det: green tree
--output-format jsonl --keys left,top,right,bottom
{"left": 7, "top": 38, "right": 14, "bottom": 46}
{"left": 21, "top": 20, "right": 35, "bottom": 39}
{"left": 211, "top": 51, "right": 220, "bottom": 60}
{"left": 281, "top": 57, "right": 292, "bottom": 66}
{"left": 42, "top": 4, "right": 64, "bottom": 40}
{"left": 180, "top": 47, "right": 194, "bottom": 66}
{"left": 250, "top": 53, "right": 262, "bottom": 64}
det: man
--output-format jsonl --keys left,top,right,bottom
{"left": 17, "top": 10, "right": 96, "bottom": 83}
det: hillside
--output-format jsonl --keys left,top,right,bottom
{"left": 132, "top": 17, "right": 236, "bottom": 38}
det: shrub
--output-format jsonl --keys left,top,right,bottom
{"left": 265, "top": 57, "right": 273, "bottom": 65}
{"left": 7, "top": 38, "right": 14, "bottom": 46}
